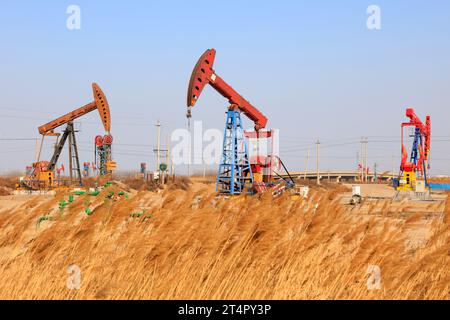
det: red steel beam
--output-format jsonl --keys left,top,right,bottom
{"left": 403, "top": 108, "right": 431, "bottom": 160}
{"left": 187, "top": 49, "right": 268, "bottom": 131}
{"left": 38, "top": 83, "right": 111, "bottom": 135}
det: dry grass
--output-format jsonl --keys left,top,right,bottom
{"left": 0, "top": 177, "right": 16, "bottom": 189}
{"left": 429, "top": 177, "right": 450, "bottom": 183}
{"left": 120, "top": 177, "right": 160, "bottom": 192}
{"left": 0, "top": 182, "right": 448, "bottom": 300}
{"left": 0, "top": 177, "right": 16, "bottom": 196}
{"left": 119, "top": 176, "right": 191, "bottom": 192}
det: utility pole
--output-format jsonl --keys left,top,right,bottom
{"left": 363, "top": 137, "right": 366, "bottom": 182}
{"left": 166, "top": 134, "right": 171, "bottom": 176}
{"left": 303, "top": 149, "right": 310, "bottom": 180}
{"left": 155, "top": 120, "right": 161, "bottom": 172}
{"left": 316, "top": 140, "right": 320, "bottom": 185}
{"left": 360, "top": 138, "right": 364, "bottom": 182}
{"left": 360, "top": 137, "right": 368, "bottom": 182}
{"left": 365, "top": 137, "right": 369, "bottom": 182}
{"left": 356, "top": 150, "right": 360, "bottom": 181}
{"left": 374, "top": 162, "right": 378, "bottom": 183}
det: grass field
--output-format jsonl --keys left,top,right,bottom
{"left": 0, "top": 178, "right": 448, "bottom": 299}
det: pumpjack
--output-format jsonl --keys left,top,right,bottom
{"left": 21, "top": 83, "right": 112, "bottom": 190}
{"left": 187, "top": 49, "right": 292, "bottom": 195}
{"left": 397, "top": 108, "right": 431, "bottom": 193}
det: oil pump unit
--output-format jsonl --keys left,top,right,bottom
{"left": 21, "top": 83, "right": 112, "bottom": 190}
{"left": 397, "top": 108, "right": 431, "bottom": 192}
{"left": 187, "top": 49, "right": 289, "bottom": 195}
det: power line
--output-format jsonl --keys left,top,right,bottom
{"left": 78, "top": 148, "right": 156, "bottom": 158}
{"left": 0, "top": 138, "right": 38, "bottom": 141}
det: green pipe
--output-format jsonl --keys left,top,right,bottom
{"left": 36, "top": 215, "right": 53, "bottom": 229}
{"left": 59, "top": 200, "right": 68, "bottom": 210}
{"left": 130, "top": 211, "right": 153, "bottom": 220}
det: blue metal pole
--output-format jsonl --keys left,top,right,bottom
{"left": 230, "top": 110, "right": 237, "bottom": 194}
{"left": 216, "top": 112, "right": 229, "bottom": 193}
{"left": 243, "top": 128, "right": 254, "bottom": 193}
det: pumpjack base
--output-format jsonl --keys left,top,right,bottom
{"left": 394, "top": 190, "right": 432, "bottom": 201}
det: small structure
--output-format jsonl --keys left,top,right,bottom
{"left": 350, "top": 185, "right": 362, "bottom": 205}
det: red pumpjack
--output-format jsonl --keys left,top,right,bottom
{"left": 187, "top": 49, "right": 294, "bottom": 193}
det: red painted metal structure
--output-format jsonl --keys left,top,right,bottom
{"left": 244, "top": 130, "right": 279, "bottom": 181}
{"left": 23, "top": 83, "right": 111, "bottom": 189}
{"left": 187, "top": 49, "right": 275, "bottom": 191}
{"left": 39, "top": 83, "right": 111, "bottom": 135}
{"left": 186, "top": 49, "right": 295, "bottom": 193}
{"left": 187, "top": 49, "right": 268, "bottom": 131}
{"left": 400, "top": 108, "right": 431, "bottom": 174}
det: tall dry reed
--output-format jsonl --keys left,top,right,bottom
{"left": 0, "top": 185, "right": 448, "bottom": 299}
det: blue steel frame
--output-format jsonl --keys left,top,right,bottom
{"left": 409, "top": 127, "right": 428, "bottom": 186}
{"left": 216, "top": 109, "right": 254, "bottom": 195}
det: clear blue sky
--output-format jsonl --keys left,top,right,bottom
{"left": 1, "top": 1, "right": 450, "bottom": 175}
